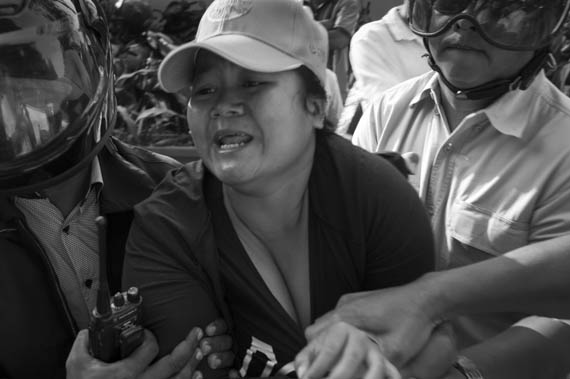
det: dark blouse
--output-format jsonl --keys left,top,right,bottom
{"left": 123, "top": 130, "right": 435, "bottom": 378}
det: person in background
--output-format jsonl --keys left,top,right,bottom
{"left": 122, "top": 0, "right": 449, "bottom": 378}
{"left": 310, "top": 0, "right": 360, "bottom": 101}
{"left": 299, "top": 2, "right": 345, "bottom": 127}
{"left": 298, "top": 0, "right": 570, "bottom": 378}
{"left": 337, "top": 0, "right": 429, "bottom": 136}
{"left": 0, "top": 1, "right": 233, "bottom": 378}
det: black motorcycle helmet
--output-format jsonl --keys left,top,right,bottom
{"left": 408, "top": 0, "right": 570, "bottom": 100}
{"left": 0, "top": 0, "right": 116, "bottom": 194}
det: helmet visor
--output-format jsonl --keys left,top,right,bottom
{"left": 409, "top": 0, "right": 570, "bottom": 50}
{"left": 0, "top": 12, "right": 102, "bottom": 178}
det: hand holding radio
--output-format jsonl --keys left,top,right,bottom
{"left": 66, "top": 327, "right": 205, "bottom": 379}
{"left": 65, "top": 216, "right": 236, "bottom": 378}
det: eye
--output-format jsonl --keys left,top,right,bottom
{"left": 192, "top": 86, "right": 216, "bottom": 97}
{"left": 243, "top": 80, "right": 265, "bottom": 88}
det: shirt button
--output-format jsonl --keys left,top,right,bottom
{"left": 85, "top": 279, "right": 93, "bottom": 288}
{"left": 444, "top": 143, "right": 453, "bottom": 152}
{"left": 62, "top": 225, "right": 70, "bottom": 234}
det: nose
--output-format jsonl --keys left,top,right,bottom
{"left": 210, "top": 89, "right": 245, "bottom": 119}
{"left": 453, "top": 17, "right": 477, "bottom": 32}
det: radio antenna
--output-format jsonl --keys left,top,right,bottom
{"left": 95, "top": 216, "right": 111, "bottom": 317}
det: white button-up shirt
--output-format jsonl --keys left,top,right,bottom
{"left": 349, "top": 6, "right": 429, "bottom": 108}
{"left": 353, "top": 70, "right": 570, "bottom": 345}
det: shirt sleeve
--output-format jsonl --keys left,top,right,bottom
{"left": 352, "top": 93, "right": 383, "bottom": 152}
{"left": 350, "top": 24, "right": 402, "bottom": 93}
{"left": 122, "top": 201, "right": 227, "bottom": 378}
{"left": 360, "top": 156, "right": 435, "bottom": 289}
{"left": 331, "top": 0, "right": 360, "bottom": 36}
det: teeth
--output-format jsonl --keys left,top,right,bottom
{"left": 220, "top": 141, "right": 247, "bottom": 150}
{"left": 216, "top": 132, "right": 252, "bottom": 150}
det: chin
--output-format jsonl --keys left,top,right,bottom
{"left": 443, "top": 70, "right": 487, "bottom": 90}
{"left": 211, "top": 164, "right": 252, "bottom": 186}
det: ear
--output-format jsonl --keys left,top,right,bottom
{"left": 305, "top": 96, "right": 326, "bottom": 130}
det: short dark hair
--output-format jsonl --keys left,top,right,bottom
{"left": 296, "top": 66, "right": 336, "bottom": 131}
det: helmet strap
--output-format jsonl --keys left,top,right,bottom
{"left": 422, "top": 38, "right": 554, "bottom": 100}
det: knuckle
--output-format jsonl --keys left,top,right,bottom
{"left": 217, "top": 351, "right": 235, "bottom": 366}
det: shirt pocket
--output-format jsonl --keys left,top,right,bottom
{"left": 449, "top": 201, "right": 529, "bottom": 256}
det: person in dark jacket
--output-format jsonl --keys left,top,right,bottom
{"left": 0, "top": 1, "right": 233, "bottom": 378}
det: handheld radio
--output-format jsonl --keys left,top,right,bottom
{"left": 88, "top": 216, "right": 144, "bottom": 362}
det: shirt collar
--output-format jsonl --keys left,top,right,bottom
{"left": 386, "top": 6, "right": 422, "bottom": 42}
{"left": 482, "top": 71, "right": 548, "bottom": 139}
{"left": 13, "top": 158, "right": 104, "bottom": 201}
{"left": 409, "top": 71, "right": 439, "bottom": 107}
{"left": 410, "top": 71, "right": 549, "bottom": 140}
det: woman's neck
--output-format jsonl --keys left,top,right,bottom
{"left": 223, "top": 162, "right": 312, "bottom": 237}
{"left": 439, "top": 80, "right": 495, "bottom": 131}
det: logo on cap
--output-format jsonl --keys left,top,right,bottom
{"left": 207, "top": 0, "right": 254, "bottom": 21}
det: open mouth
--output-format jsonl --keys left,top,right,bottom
{"left": 214, "top": 131, "right": 253, "bottom": 151}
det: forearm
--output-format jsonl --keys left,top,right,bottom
{"left": 420, "top": 235, "right": 570, "bottom": 320}
{"left": 457, "top": 317, "right": 570, "bottom": 379}
{"left": 327, "top": 29, "right": 351, "bottom": 50}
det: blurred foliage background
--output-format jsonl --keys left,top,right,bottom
{"left": 102, "top": 0, "right": 208, "bottom": 147}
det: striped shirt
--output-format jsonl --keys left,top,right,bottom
{"left": 14, "top": 159, "right": 103, "bottom": 329}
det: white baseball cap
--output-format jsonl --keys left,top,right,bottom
{"left": 158, "top": 0, "right": 329, "bottom": 93}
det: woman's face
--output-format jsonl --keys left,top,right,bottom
{"left": 428, "top": 19, "right": 535, "bottom": 89}
{"left": 187, "top": 51, "right": 323, "bottom": 189}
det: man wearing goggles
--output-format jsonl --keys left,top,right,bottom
{"left": 335, "top": 0, "right": 570, "bottom": 378}
{"left": 408, "top": 0, "right": 570, "bottom": 99}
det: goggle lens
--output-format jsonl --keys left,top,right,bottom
{"left": 410, "top": 0, "right": 569, "bottom": 50}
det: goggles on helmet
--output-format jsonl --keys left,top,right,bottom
{"left": 409, "top": 0, "right": 570, "bottom": 50}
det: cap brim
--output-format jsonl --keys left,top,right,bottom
{"left": 158, "top": 34, "right": 304, "bottom": 93}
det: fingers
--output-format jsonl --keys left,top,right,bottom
{"left": 200, "top": 334, "right": 232, "bottom": 355}
{"left": 200, "top": 319, "right": 234, "bottom": 370}
{"left": 165, "top": 349, "right": 203, "bottom": 379}
{"left": 295, "top": 338, "right": 318, "bottom": 378}
{"left": 298, "top": 322, "right": 353, "bottom": 379}
{"left": 305, "top": 291, "right": 376, "bottom": 340}
{"left": 204, "top": 318, "right": 228, "bottom": 336}
{"left": 207, "top": 351, "right": 235, "bottom": 370}
{"left": 326, "top": 331, "right": 372, "bottom": 379}
{"left": 227, "top": 368, "right": 240, "bottom": 378}
{"left": 304, "top": 311, "right": 338, "bottom": 340}
{"left": 297, "top": 322, "right": 402, "bottom": 379}
{"left": 140, "top": 327, "right": 203, "bottom": 379}
{"left": 113, "top": 329, "right": 159, "bottom": 378}
{"left": 66, "top": 329, "right": 102, "bottom": 378}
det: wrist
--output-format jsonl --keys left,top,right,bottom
{"left": 416, "top": 272, "right": 451, "bottom": 324}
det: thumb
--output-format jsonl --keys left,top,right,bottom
{"left": 305, "top": 311, "right": 337, "bottom": 340}
{"left": 68, "top": 329, "right": 93, "bottom": 362}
